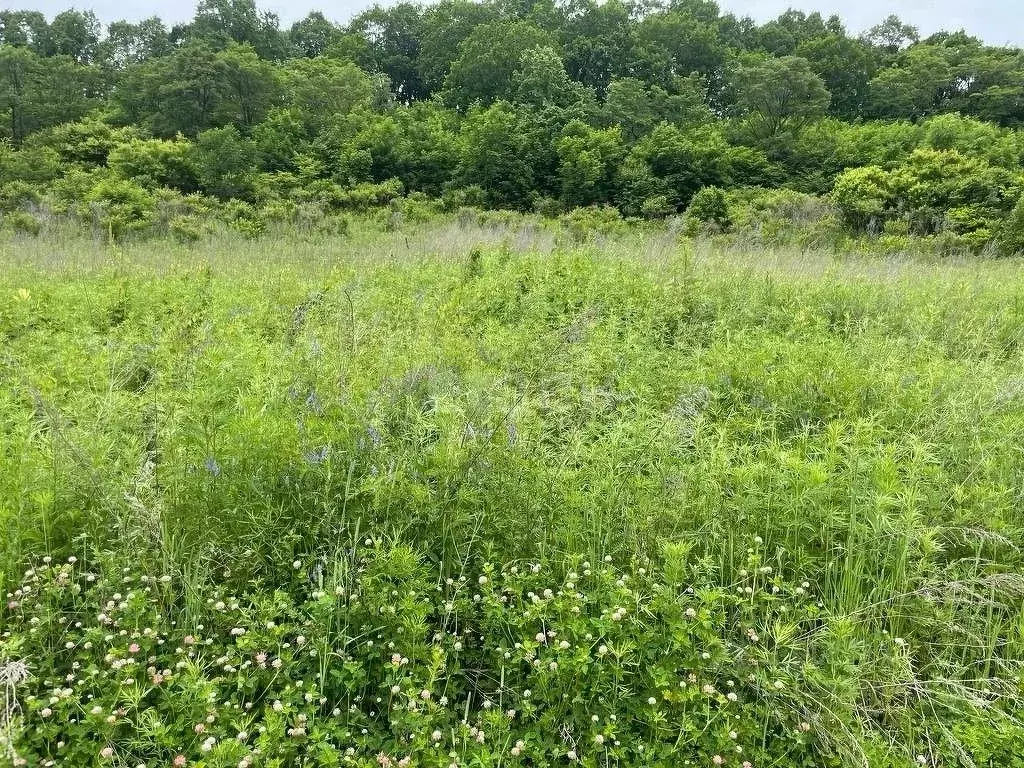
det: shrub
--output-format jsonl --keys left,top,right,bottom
{"left": 441, "top": 185, "right": 487, "bottom": 212}
{"left": 996, "top": 195, "right": 1024, "bottom": 256}
{"left": 682, "top": 186, "right": 731, "bottom": 234}
{"left": 0, "top": 180, "right": 42, "bottom": 213}
{"left": 531, "top": 195, "right": 563, "bottom": 218}
{"left": 336, "top": 178, "right": 404, "bottom": 211}
{"left": 728, "top": 187, "right": 844, "bottom": 247}
{"left": 0, "top": 142, "right": 61, "bottom": 185}
{"left": 830, "top": 165, "right": 893, "bottom": 231}
{"left": 4, "top": 210, "right": 42, "bottom": 236}
{"left": 559, "top": 205, "right": 628, "bottom": 240}
{"left": 190, "top": 127, "right": 256, "bottom": 201}
{"left": 29, "top": 118, "right": 142, "bottom": 167}
{"left": 85, "top": 178, "right": 156, "bottom": 240}
{"left": 108, "top": 138, "right": 197, "bottom": 191}
{"left": 168, "top": 215, "right": 209, "bottom": 245}
{"left": 219, "top": 200, "right": 266, "bottom": 239}
{"left": 639, "top": 194, "right": 676, "bottom": 220}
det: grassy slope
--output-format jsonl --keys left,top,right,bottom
{"left": 2, "top": 218, "right": 1024, "bottom": 764}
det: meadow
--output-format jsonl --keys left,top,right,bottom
{"left": 2, "top": 216, "right": 1024, "bottom": 767}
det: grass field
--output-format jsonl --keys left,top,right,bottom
{"left": 2, "top": 217, "right": 1024, "bottom": 767}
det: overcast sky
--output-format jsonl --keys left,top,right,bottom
{"left": 9, "top": 0, "right": 1023, "bottom": 46}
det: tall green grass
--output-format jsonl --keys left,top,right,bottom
{"left": 2, "top": 216, "right": 1024, "bottom": 764}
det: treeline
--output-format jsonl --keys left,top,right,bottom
{"left": 2, "top": 0, "right": 1024, "bottom": 251}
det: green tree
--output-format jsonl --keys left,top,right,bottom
{"left": 190, "top": 125, "right": 256, "bottom": 199}
{"left": 0, "top": 10, "right": 51, "bottom": 53}
{"left": 288, "top": 12, "right": 342, "bottom": 58}
{"left": 634, "top": 7, "right": 727, "bottom": 87}
{"left": 865, "top": 45, "right": 954, "bottom": 119}
{"left": 48, "top": 9, "right": 100, "bottom": 63}
{"left": 349, "top": 3, "right": 426, "bottom": 101}
{"left": 189, "top": 0, "right": 289, "bottom": 59}
{"left": 862, "top": 14, "right": 919, "bottom": 55}
{"left": 730, "top": 54, "right": 831, "bottom": 139}
{"left": 114, "top": 39, "right": 224, "bottom": 136}
{"left": 281, "top": 57, "right": 380, "bottom": 133}
{"left": 215, "top": 42, "right": 280, "bottom": 128}
{"left": 560, "top": 0, "right": 635, "bottom": 95}
{"left": 601, "top": 76, "right": 711, "bottom": 141}
{"left": 417, "top": 0, "right": 497, "bottom": 94}
{"left": 512, "top": 46, "right": 591, "bottom": 110}
{"left": 100, "top": 18, "right": 172, "bottom": 69}
{"left": 0, "top": 48, "right": 102, "bottom": 142}
{"left": 795, "top": 33, "right": 877, "bottom": 118}
{"left": 751, "top": 10, "right": 835, "bottom": 57}
{"left": 457, "top": 101, "right": 536, "bottom": 207}
{"left": 442, "top": 20, "right": 558, "bottom": 108}
{"left": 555, "top": 119, "right": 624, "bottom": 207}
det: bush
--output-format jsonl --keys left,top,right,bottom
{"left": 558, "top": 205, "right": 628, "bottom": 240}
{"left": 85, "top": 177, "right": 156, "bottom": 240}
{"left": 4, "top": 210, "right": 42, "bottom": 236}
{"left": 336, "top": 178, "right": 404, "bottom": 211}
{"left": 531, "top": 195, "right": 563, "bottom": 218}
{"left": 441, "top": 185, "right": 487, "bottom": 212}
{"left": 219, "top": 200, "right": 266, "bottom": 239}
{"left": 190, "top": 127, "right": 256, "bottom": 201}
{"left": 168, "top": 215, "right": 209, "bottom": 245}
{"left": 682, "top": 186, "right": 731, "bottom": 234}
{"left": 108, "top": 138, "right": 196, "bottom": 191}
{"left": 29, "top": 118, "right": 142, "bottom": 167}
{"left": 0, "top": 180, "right": 42, "bottom": 213}
{"left": 996, "top": 195, "right": 1024, "bottom": 256}
{"left": 0, "top": 142, "right": 61, "bottom": 185}
{"left": 830, "top": 165, "right": 893, "bottom": 231}
{"left": 639, "top": 194, "right": 676, "bottom": 220}
{"left": 727, "top": 187, "right": 845, "bottom": 247}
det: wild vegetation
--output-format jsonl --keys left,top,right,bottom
{"left": 3, "top": 0, "right": 1024, "bottom": 765}
{"left": 0, "top": 0, "right": 1024, "bottom": 252}
{"left": 2, "top": 216, "right": 1024, "bottom": 766}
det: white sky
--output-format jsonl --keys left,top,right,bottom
{"left": 8, "top": 0, "right": 1022, "bottom": 45}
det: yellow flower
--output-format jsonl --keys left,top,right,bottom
{"left": 16, "top": 288, "right": 30, "bottom": 302}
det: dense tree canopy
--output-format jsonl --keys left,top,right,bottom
{"left": 0, "top": 0, "right": 1023, "bottom": 251}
